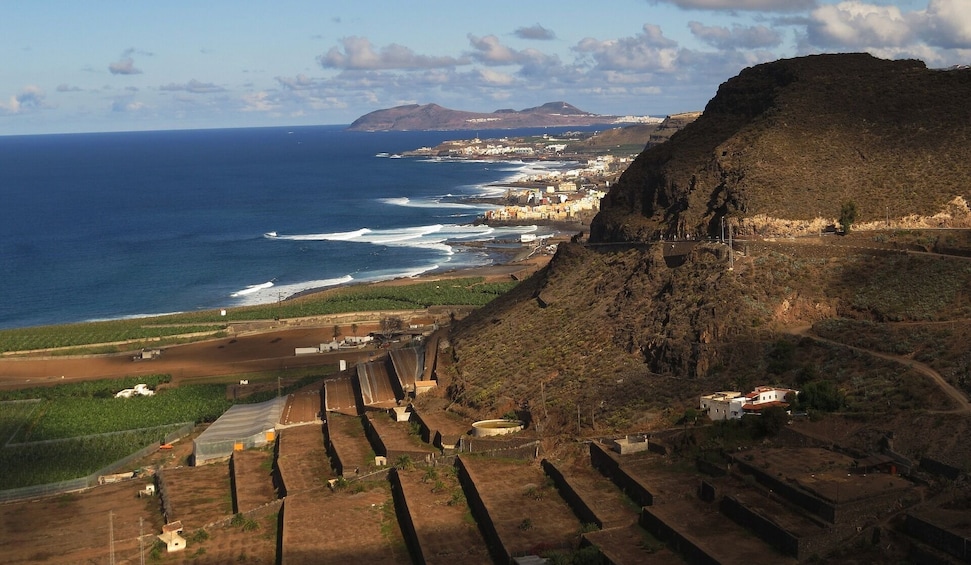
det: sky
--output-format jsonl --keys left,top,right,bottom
{"left": 2, "top": 0, "right": 969, "bottom": 135}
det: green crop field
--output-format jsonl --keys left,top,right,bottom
{"left": 0, "top": 276, "right": 517, "bottom": 353}
{"left": 0, "top": 373, "right": 322, "bottom": 490}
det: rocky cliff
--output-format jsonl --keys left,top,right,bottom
{"left": 443, "top": 54, "right": 971, "bottom": 436}
{"left": 590, "top": 53, "right": 971, "bottom": 242}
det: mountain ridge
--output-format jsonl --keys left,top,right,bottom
{"left": 346, "top": 101, "right": 623, "bottom": 131}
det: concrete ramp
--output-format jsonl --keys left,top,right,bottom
{"left": 389, "top": 347, "right": 422, "bottom": 393}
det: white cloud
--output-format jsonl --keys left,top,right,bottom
{"left": 807, "top": 2, "right": 913, "bottom": 48}
{"left": 651, "top": 0, "right": 816, "bottom": 11}
{"left": 318, "top": 36, "right": 468, "bottom": 70}
{"left": 514, "top": 24, "right": 556, "bottom": 40}
{"left": 468, "top": 34, "right": 520, "bottom": 65}
{"left": 918, "top": 0, "right": 971, "bottom": 49}
{"left": 476, "top": 68, "right": 516, "bottom": 85}
{"left": 158, "top": 79, "right": 226, "bottom": 93}
{"left": 689, "top": 21, "right": 782, "bottom": 49}
{"left": 109, "top": 48, "right": 143, "bottom": 75}
{"left": 575, "top": 24, "right": 681, "bottom": 72}
{"left": 0, "top": 85, "right": 46, "bottom": 115}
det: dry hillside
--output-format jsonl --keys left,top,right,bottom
{"left": 445, "top": 54, "right": 971, "bottom": 469}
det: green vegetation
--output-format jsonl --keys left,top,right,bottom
{"left": 839, "top": 201, "right": 857, "bottom": 234}
{"left": 0, "top": 277, "right": 516, "bottom": 353}
{"left": 0, "top": 374, "right": 322, "bottom": 490}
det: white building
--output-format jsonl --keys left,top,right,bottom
{"left": 700, "top": 386, "right": 798, "bottom": 421}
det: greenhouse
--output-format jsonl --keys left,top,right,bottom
{"left": 192, "top": 397, "right": 286, "bottom": 465}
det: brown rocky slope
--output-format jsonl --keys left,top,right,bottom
{"left": 443, "top": 54, "right": 971, "bottom": 466}
{"left": 590, "top": 53, "right": 971, "bottom": 241}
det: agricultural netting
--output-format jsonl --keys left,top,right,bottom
{"left": 192, "top": 397, "right": 286, "bottom": 465}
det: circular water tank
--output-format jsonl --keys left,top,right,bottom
{"left": 471, "top": 419, "right": 524, "bottom": 437}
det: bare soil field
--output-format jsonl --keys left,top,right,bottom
{"left": 282, "top": 485, "right": 407, "bottom": 565}
{"left": 0, "top": 480, "right": 162, "bottom": 565}
{"left": 324, "top": 375, "right": 360, "bottom": 415}
{"left": 553, "top": 454, "right": 639, "bottom": 529}
{"left": 277, "top": 424, "right": 332, "bottom": 495}
{"left": 159, "top": 463, "right": 233, "bottom": 529}
{"left": 281, "top": 389, "right": 322, "bottom": 424}
{"left": 412, "top": 400, "right": 473, "bottom": 449}
{"left": 394, "top": 466, "right": 491, "bottom": 564}
{"left": 325, "top": 413, "right": 376, "bottom": 476}
{"left": 365, "top": 412, "right": 438, "bottom": 462}
{"left": 582, "top": 524, "right": 686, "bottom": 565}
{"left": 460, "top": 455, "right": 583, "bottom": 558}
{"left": 0, "top": 327, "right": 374, "bottom": 389}
{"left": 231, "top": 448, "right": 276, "bottom": 513}
{"left": 163, "top": 510, "right": 279, "bottom": 565}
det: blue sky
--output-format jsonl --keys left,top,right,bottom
{"left": 2, "top": 0, "right": 969, "bottom": 135}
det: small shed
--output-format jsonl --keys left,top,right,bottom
{"left": 159, "top": 521, "right": 186, "bottom": 553}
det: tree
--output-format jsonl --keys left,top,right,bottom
{"left": 381, "top": 316, "right": 403, "bottom": 339}
{"left": 839, "top": 201, "right": 857, "bottom": 234}
{"left": 351, "top": 323, "right": 359, "bottom": 337}
{"left": 332, "top": 325, "right": 340, "bottom": 340}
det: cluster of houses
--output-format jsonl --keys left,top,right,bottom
{"left": 699, "top": 386, "right": 798, "bottom": 421}
{"left": 294, "top": 335, "right": 373, "bottom": 356}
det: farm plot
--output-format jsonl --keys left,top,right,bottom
{"left": 325, "top": 413, "right": 376, "bottom": 477}
{"left": 159, "top": 462, "right": 233, "bottom": 530}
{"left": 0, "top": 480, "right": 163, "bottom": 565}
{"left": 394, "top": 466, "right": 491, "bottom": 564}
{"left": 324, "top": 375, "right": 360, "bottom": 415}
{"left": 283, "top": 483, "right": 406, "bottom": 565}
{"left": 231, "top": 448, "right": 277, "bottom": 513}
{"left": 282, "top": 389, "right": 322, "bottom": 425}
{"left": 366, "top": 412, "right": 438, "bottom": 464}
{"left": 277, "top": 425, "right": 332, "bottom": 495}
{"left": 459, "top": 456, "right": 584, "bottom": 559}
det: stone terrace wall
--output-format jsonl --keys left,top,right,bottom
{"left": 388, "top": 468, "right": 425, "bottom": 564}
{"left": 905, "top": 513, "right": 971, "bottom": 562}
{"left": 541, "top": 459, "right": 601, "bottom": 528}
{"left": 455, "top": 456, "right": 508, "bottom": 564}
{"left": 639, "top": 507, "right": 719, "bottom": 565}
{"left": 589, "top": 442, "right": 654, "bottom": 508}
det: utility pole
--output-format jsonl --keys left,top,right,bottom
{"left": 108, "top": 511, "right": 116, "bottom": 565}
{"left": 728, "top": 220, "right": 734, "bottom": 271}
{"left": 139, "top": 517, "right": 145, "bottom": 565}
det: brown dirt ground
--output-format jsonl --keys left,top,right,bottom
{"left": 159, "top": 463, "right": 233, "bottom": 529}
{"left": 277, "top": 424, "right": 332, "bottom": 495}
{"left": 460, "top": 456, "right": 583, "bottom": 557}
{"left": 0, "top": 327, "right": 375, "bottom": 390}
{"left": 324, "top": 375, "right": 360, "bottom": 415}
{"left": 282, "top": 486, "right": 406, "bottom": 565}
{"left": 365, "top": 412, "right": 438, "bottom": 460}
{"left": 395, "top": 467, "right": 492, "bottom": 564}
{"left": 281, "top": 389, "right": 322, "bottom": 424}
{"left": 231, "top": 449, "right": 276, "bottom": 513}
{"left": 0, "top": 480, "right": 163, "bottom": 565}
{"left": 326, "top": 413, "right": 377, "bottom": 476}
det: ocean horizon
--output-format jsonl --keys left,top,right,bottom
{"left": 0, "top": 125, "right": 584, "bottom": 330}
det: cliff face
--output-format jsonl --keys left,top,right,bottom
{"left": 590, "top": 53, "right": 971, "bottom": 242}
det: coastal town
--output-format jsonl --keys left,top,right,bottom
{"left": 403, "top": 131, "right": 644, "bottom": 225}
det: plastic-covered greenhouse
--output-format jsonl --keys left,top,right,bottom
{"left": 192, "top": 397, "right": 286, "bottom": 465}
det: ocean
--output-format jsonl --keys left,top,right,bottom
{"left": 0, "top": 125, "right": 579, "bottom": 330}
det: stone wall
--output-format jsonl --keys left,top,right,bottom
{"left": 541, "top": 459, "right": 601, "bottom": 528}
{"left": 589, "top": 441, "right": 654, "bottom": 507}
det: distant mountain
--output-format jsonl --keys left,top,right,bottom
{"left": 346, "top": 101, "right": 621, "bottom": 131}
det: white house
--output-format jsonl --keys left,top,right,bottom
{"left": 699, "top": 391, "right": 746, "bottom": 421}
{"left": 700, "top": 386, "right": 798, "bottom": 421}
